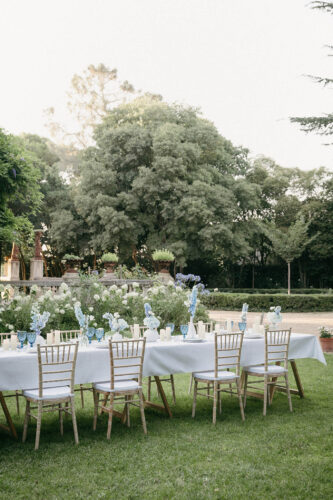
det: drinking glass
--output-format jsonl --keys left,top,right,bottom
{"left": 17, "top": 331, "right": 27, "bottom": 349}
{"left": 95, "top": 328, "right": 104, "bottom": 342}
{"left": 180, "top": 324, "right": 188, "bottom": 340}
{"left": 238, "top": 322, "right": 247, "bottom": 333}
{"left": 27, "top": 331, "right": 36, "bottom": 348}
{"left": 166, "top": 323, "right": 175, "bottom": 334}
{"left": 86, "top": 327, "right": 95, "bottom": 344}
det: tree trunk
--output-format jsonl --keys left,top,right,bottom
{"left": 93, "top": 254, "right": 96, "bottom": 270}
{"left": 287, "top": 261, "right": 291, "bottom": 295}
{"left": 132, "top": 246, "right": 138, "bottom": 265}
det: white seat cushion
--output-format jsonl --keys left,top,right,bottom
{"left": 245, "top": 365, "right": 287, "bottom": 375}
{"left": 93, "top": 380, "right": 140, "bottom": 392}
{"left": 193, "top": 370, "right": 238, "bottom": 381}
{"left": 23, "top": 386, "right": 72, "bottom": 401}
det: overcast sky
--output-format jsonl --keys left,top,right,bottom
{"left": 0, "top": 0, "right": 332, "bottom": 171}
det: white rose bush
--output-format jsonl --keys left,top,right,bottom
{"left": 0, "top": 275, "right": 208, "bottom": 335}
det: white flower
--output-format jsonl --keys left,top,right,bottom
{"left": 93, "top": 322, "right": 97, "bottom": 327}
{"left": 89, "top": 315, "right": 95, "bottom": 321}
{"left": 15, "top": 295, "right": 22, "bottom": 302}
{"left": 93, "top": 294, "right": 100, "bottom": 301}
{"left": 59, "top": 282, "right": 69, "bottom": 291}
{"left": 214, "top": 288, "right": 218, "bottom": 292}
{"left": 110, "top": 285, "right": 118, "bottom": 291}
{"left": 175, "top": 286, "right": 182, "bottom": 292}
{"left": 15, "top": 306, "right": 21, "bottom": 311}
{"left": 31, "top": 284, "right": 39, "bottom": 293}
{"left": 116, "top": 289, "right": 122, "bottom": 295}
{"left": 60, "top": 309, "right": 65, "bottom": 314}
{"left": 55, "top": 308, "right": 60, "bottom": 313}
{"left": 65, "top": 303, "right": 71, "bottom": 309}
{"left": 8, "top": 324, "right": 14, "bottom": 330}
{"left": 167, "top": 280, "right": 174, "bottom": 286}
{"left": 114, "top": 312, "right": 120, "bottom": 319}
{"left": 89, "top": 307, "right": 93, "bottom": 312}
{"left": 102, "top": 296, "right": 107, "bottom": 302}
{"left": 132, "top": 282, "right": 139, "bottom": 288}
{"left": 102, "top": 289, "right": 109, "bottom": 296}
{"left": 121, "top": 284, "right": 128, "bottom": 291}
{"left": 93, "top": 282, "right": 99, "bottom": 288}
{"left": 122, "top": 300, "right": 128, "bottom": 305}
{"left": 151, "top": 288, "right": 159, "bottom": 295}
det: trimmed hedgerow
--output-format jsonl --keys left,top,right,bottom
{"left": 202, "top": 292, "right": 333, "bottom": 312}
{"left": 208, "top": 288, "right": 331, "bottom": 295}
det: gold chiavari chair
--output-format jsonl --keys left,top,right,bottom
{"left": 188, "top": 321, "right": 215, "bottom": 394}
{"left": 192, "top": 332, "right": 245, "bottom": 424}
{"left": 55, "top": 329, "right": 88, "bottom": 407}
{"left": 0, "top": 332, "right": 21, "bottom": 415}
{"left": 243, "top": 328, "right": 292, "bottom": 416}
{"left": 92, "top": 338, "right": 147, "bottom": 440}
{"left": 130, "top": 325, "right": 176, "bottom": 404}
{"left": 22, "top": 342, "right": 79, "bottom": 450}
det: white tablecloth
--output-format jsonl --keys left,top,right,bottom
{"left": 0, "top": 334, "right": 326, "bottom": 391}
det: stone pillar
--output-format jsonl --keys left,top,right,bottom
{"left": 30, "top": 229, "right": 44, "bottom": 280}
{"left": 4, "top": 243, "right": 21, "bottom": 280}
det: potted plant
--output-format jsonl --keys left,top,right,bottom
{"left": 152, "top": 249, "right": 175, "bottom": 273}
{"left": 101, "top": 253, "right": 119, "bottom": 273}
{"left": 62, "top": 254, "right": 82, "bottom": 274}
{"left": 319, "top": 326, "right": 333, "bottom": 353}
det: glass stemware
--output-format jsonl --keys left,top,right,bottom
{"left": 17, "top": 331, "right": 27, "bottom": 349}
{"left": 180, "top": 324, "right": 188, "bottom": 340}
{"left": 238, "top": 322, "right": 247, "bottom": 333}
{"left": 27, "top": 331, "right": 36, "bottom": 348}
{"left": 166, "top": 323, "right": 175, "bottom": 334}
{"left": 95, "top": 328, "right": 104, "bottom": 342}
{"left": 86, "top": 327, "right": 95, "bottom": 344}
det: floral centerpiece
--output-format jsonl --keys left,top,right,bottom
{"left": 74, "top": 303, "right": 94, "bottom": 342}
{"left": 30, "top": 305, "right": 50, "bottom": 343}
{"left": 143, "top": 303, "right": 160, "bottom": 341}
{"left": 186, "top": 285, "right": 198, "bottom": 339}
{"left": 267, "top": 306, "right": 282, "bottom": 329}
{"left": 241, "top": 303, "right": 248, "bottom": 322}
{"left": 103, "top": 312, "right": 128, "bottom": 340}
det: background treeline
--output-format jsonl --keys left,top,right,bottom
{"left": 1, "top": 64, "right": 332, "bottom": 289}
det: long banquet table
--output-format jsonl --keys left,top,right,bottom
{"left": 0, "top": 333, "right": 326, "bottom": 435}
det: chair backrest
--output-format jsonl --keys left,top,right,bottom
{"left": 57, "top": 329, "right": 81, "bottom": 342}
{"left": 0, "top": 332, "right": 12, "bottom": 345}
{"left": 37, "top": 342, "right": 79, "bottom": 398}
{"left": 108, "top": 338, "right": 146, "bottom": 390}
{"left": 265, "top": 329, "right": 291, "bottom": 370}
{"left": 129, "top": 325, "right": 146, "bottom": 337}
{"left": 215, "top": 332, "right": 244, "bottom": 377}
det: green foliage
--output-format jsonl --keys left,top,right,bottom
{"left": 319, "top": 326, "right": 332, "bottom": 338}
{"left": 101, "top": 252, "right": 118, "bottom": 262}
{"left": 202, "top": 292, "right": 333, "bottom": 312}
{"left": 62, "top": 254, "right": 81, "bottom": 261}
{"left": 152, "top": 249, "right": 175, "bottom": 261}
{"left": 266, "top": 217, "right": 314, "bottom": 264}
{"left": 210, "top": 288, "right": 331, "bottom": 294}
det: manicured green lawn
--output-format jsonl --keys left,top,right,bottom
{"left": 1, "top": 356, "right": 332, "bottom": 500}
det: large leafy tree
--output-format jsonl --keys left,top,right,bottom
{"left": 75, "top": 96, "right": 258, "bottom": 267}
{"left": 290, "top": 2, "right": 333, "bottom": 142}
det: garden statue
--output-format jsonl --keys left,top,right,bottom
{"left": 30, "top": 229, "right": 44, "bottom": 280}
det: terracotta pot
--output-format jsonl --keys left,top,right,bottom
{"left": 320, "top": 337, "right": 333, "bottom": 353}
{"left": 103, "top": 261, "right": 117, "bottom": 273}
{"left": 64, "top": 259, "right": 82, "bottom": 274}
{"left": 155, "top": 260, "right": 172, "bottom": 273}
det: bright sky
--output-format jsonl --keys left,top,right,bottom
{"left": 0, "top": 0, "right": 332, "bottom": 171}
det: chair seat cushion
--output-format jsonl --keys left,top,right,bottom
{"left": 23, "top": 386, "right": 72, "bottom": 401}
{"left": 245, "top": 365, "right": 287, "bottom": 375}
{"left": 193, "top": 370, "right": 237, "bottom": 381}
{"left": 93, "top": 380, "right": 140, "bottom": 392}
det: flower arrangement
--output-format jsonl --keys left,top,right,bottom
{"left": 175, "top": 273, "right": 210, "bottom": 296}
{"left": 30, "top": 305, "right": 50, "bottom": 336}
{"left": 152, "top": 249, "right": 175, "bottom": 262}
{"left": 74, "top": 303, "right": 94, "bottom": 332}
{"left": 143, "top": 303, "right": 160, "bottom": 331}
{"left": 319, "top": 326, "right": 332, "bottom": 338}
{"left": 267, "top": 306, "right": 282, "bottom": 326}
{"left": 101, "top": 253, "right": 119, "bottom": 263}
{"left": 188, "top": 286, "right": 198, "bottom": 319}
{"left": 241, "top": 303, "right": 248, "bottom": 322}
{"left": 103, "top": 312, "right": 128, "bottom": 333}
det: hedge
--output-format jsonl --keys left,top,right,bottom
{"left": 208, "top": 288, "right": 331, "bottom": 295}
{"left": 202, "top": 293, "right": 333, "bottom": 312}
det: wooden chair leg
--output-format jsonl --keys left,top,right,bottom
{"left": 213, "top": 381, "right": 218, "bottom": 425}
{"left": 15, "top": 391, "right": 20, "bottom": 416}
{"left": 100, "top": 394, "right": 108, "bottom": 415}
{"left": 263, "top": 376, "right": 268, "bottom": 416}
{"left": 93, "top": 389, "right": 99, "bottom": 431}
{"left": 70, "top": 396, "right": 79, "bottom": 445}
{"left": 218, "top": 387, "right": 222, "bottom": 414}
{"left": 59, "top": 403, "right": 63, "bottom": 436}
{"left": 243, "top": 373, "right": 248, "bottom": 408}
{"left": 188, "top": 374, "right": 193, "bottom": 394}
{"left": 236, "top": 379, "right": 245, "bottom": 421}
{"left": 35, "top": 401, "right": 43, "bottom": 450}
{"left": 107, "top": 395, "right": 114, "bottom": 440}
{"left": 192, "top": 380, "right": 198, "bottom": 418}
{"left": 170, "top": 375, "right": 176, "bottom": 405}
{"left": 22, "top": 400, "right": 30, "bottom": 443}
{"left": 147, "top": 377, "right": 151, "bottom": 400}
{"left": 126, "top": 396, "right": 130, "bottom": 428}
{"left": 139, "top": 390, "right": 147, "bottom": 435}
{"left": 80, "top": 384, "right": 84, "bottom": 408}
{"left": 285, "top": 373, "right": 293, "bottom": 412}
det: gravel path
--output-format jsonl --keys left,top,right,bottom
{"left": 208, "top": 310, "right": 333, "bottom": 337}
